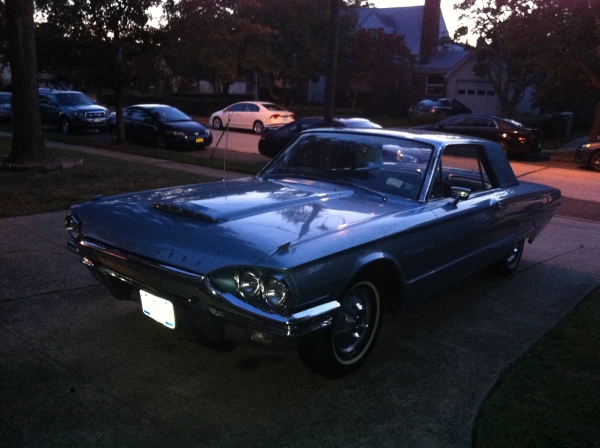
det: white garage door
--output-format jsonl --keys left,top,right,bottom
{"left": 455, "top": 81, "right": 500, "bottom": 115}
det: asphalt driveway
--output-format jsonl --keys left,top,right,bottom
{"left": 1, "top": 209, "right": 599, "bottom": 447}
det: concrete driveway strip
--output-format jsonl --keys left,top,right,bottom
{"left": 0, "top": 212, "right": 599, "bottom": 447}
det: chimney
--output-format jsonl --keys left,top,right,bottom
{"left": 419, "top": 0, "right": 441, "bottom": 64}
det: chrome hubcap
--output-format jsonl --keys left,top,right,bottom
{"left": 506, "top": 241, "right": 523, "bottom": 266}
{"left": 333, "top": 288, "right": 371, "bottom": 359}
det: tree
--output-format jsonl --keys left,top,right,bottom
{"left": 527, "top": 0, "right": 600, "bottom": 140}
{"left": 4, "top": 0, "right": 47, "bottom": 165}
{"left": 161, "top": 0, "right": 273, "bottom": 96}
{"left": 235, "top": 0, "right": 333, "bottom": 103}
{"left": 35, "top": 0, "right": 161, "bottom": 143}
{"left": 337, "top": 27, "right": 413, "bottom": 112}
{"left": 455, "top": 0, "right": 540, "bottom": 116}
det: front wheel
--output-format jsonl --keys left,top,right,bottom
{"left": 212, "top": 117, "right": 223, "bottom": 130}
{"left": 253, "top": 120, "right": 264, "bottom": 134}
{"left": 493, "top": 239, "right": 524, "bottom": 275}
{"left": 60, "top": 117, "right": 71, "bottom": 134}
{"left": 108, "top": 126, "right": 118, "bottom": 143}
{"left": 155, "top": 134, "right": 166, "bottom": 150}
{"left": 298, "top": 280, "right": 382, "bottom": 378}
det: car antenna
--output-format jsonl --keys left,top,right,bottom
{"left": 209, "top": 114, "right": 233, "bottom": 181}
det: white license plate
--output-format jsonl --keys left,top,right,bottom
{"left": 140, "top": 290, "right": 175, "bottom": 329}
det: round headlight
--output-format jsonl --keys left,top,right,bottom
{"left": 65, "top": 214, "right": 81, "bottom": 240}
{"left": 263, "top": 275, "right": 290, "bottom": 309}
{"left": 236, "top": 270, "right": 261, "bottom": 299}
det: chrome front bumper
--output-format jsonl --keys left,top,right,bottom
{"left": 67, "top": 238, "right": 339, "bottom": 349}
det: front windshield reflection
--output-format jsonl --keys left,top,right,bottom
{"left": 260, "top": 132, "right": 434, "bottom": 200}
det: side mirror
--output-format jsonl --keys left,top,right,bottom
{"left": 451, "top": 186, "right": 470, "bottom": 206}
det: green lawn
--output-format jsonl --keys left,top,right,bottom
{"left": 474, "top": 287, "right": 600, "bottom": 447}
{"left": 0, "top": 141, "right": 215, "bottom": 218}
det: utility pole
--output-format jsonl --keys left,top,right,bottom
{"left": 323, "top": 0, "right": 340, "bottom": 126}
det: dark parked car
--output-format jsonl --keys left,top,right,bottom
{"left": 411, "top": 114, "right": 543, "bottom": 157}
{"left": 108, "top": 104, "right": 212, "bottom": 151}
{"left": 0, "top": 92, "right": 11, "bottom": 123}
{"left": 574, "top": 141, "right": 600, "bottom": 172}
{"left": 38, "top": 88, "right": 109, "bottom": 133}
{"left": 409, "top": 98, "right": 472, "bottom": 123}
{"left": 65, "top": 129, "right": 560, "bottom": 378}
{"left": 258, "top": 116, "right": 382, "bottom": 158}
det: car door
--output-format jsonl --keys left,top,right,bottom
{"left": 127, "top": 108, "right": 153, "bottom": 144}
{"left": 243, "top": 103, "right": 260, "bottom": 129}
{"left": 39, "top": 92, "right": 60, "bottom": 128}
{"left": 403, "top": 143, "right": 507, "bottom": 297}
{"left": 463, "top": 116, "right": 499, "bottom": 141}
{"left": 226, "top": 103, "right": 247, "bottom": 129}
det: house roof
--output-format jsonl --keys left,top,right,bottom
{"left": 355, "top": 6, "right": 449, "bottom": 55}
{"left": 413, "top": 43, "right": 472, "bottom": 74}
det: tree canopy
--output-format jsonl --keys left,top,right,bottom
{"left": 455, "top": 0, "right": 600, "bottom": 135}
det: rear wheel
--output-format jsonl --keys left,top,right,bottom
{"left": 497, "top": 140, "right": 510, "bottom": 156}
{"left": 253, "top": 120, "right": 264, "bottom": 134}
{"left": 494, "top": 239, "right": 524, "bottom": 275}
{"left": 590, "top": 150, "right": 600, "bottom": 172}
{"left": 298, "top": 280, "right": 381, "bottom": 378}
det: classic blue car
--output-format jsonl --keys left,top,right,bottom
{"left": 65, "top": 129, "right": 561, "bottom": 378}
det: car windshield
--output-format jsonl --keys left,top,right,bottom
{"left": 56, "top": 92, "right": 94, "bottom": 106}
{"left": 149, "top": 106, "right": 191, "bottom": 123}
{"left": 260, "top": 132, "right": 434, "bottom": 200}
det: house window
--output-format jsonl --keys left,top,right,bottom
{"left": 425, "top": 75, "right": 445, "bottom": 96}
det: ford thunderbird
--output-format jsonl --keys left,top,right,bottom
{"left": 65, "top": 129, "right": 561, "bottom": 378}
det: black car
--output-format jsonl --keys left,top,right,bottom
{"left": 411, "top": 114, "right": 543, "bottom": 157}
{"left": 574, "top": 141, "right": 600, "bottom": 172}
{"left": 38, "top": 88, "right": 109, "bottom": 133}
{"left": 0, "top": 92, "right": 11, "bottom": 124}
{"left": 258, "top": 116, "right": 382, "bottom": 158}
{"left": 409, "top": 98, "right": 472, "bottom": 124}
{"left": 108, "top": 104, "right": 213, "bottom": 151}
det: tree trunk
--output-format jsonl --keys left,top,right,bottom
{"left": 323, "top": 0, "right": 340, "bottom": 126}
{"left": 589, "top": 101, "right": 600, "bottom": 142}
{"left": 114, "top": 84, "right": 125, "bottom": 144}
{"left": 5, "top": 0, "right": 47, "bottom": 165}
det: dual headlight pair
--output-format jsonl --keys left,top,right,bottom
{"left": 235, "top": 270, "right": 291, "bottom": 310}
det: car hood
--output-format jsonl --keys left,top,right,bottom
{"left": 63, "top": 104, "right": 107, "bottom": 114}
{"left": 73, "top": 177, "right": 426, "bottom": 273}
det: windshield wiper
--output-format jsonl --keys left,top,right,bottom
{"left": 337, "top": 177, "right": 388, "bottom": 202}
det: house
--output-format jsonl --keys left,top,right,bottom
{"left": 349, "top": 0, "right": 535, "bottom": 116}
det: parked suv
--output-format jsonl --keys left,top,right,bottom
{"left": 38, "top": 88, "right": 109, "bottom": 133}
